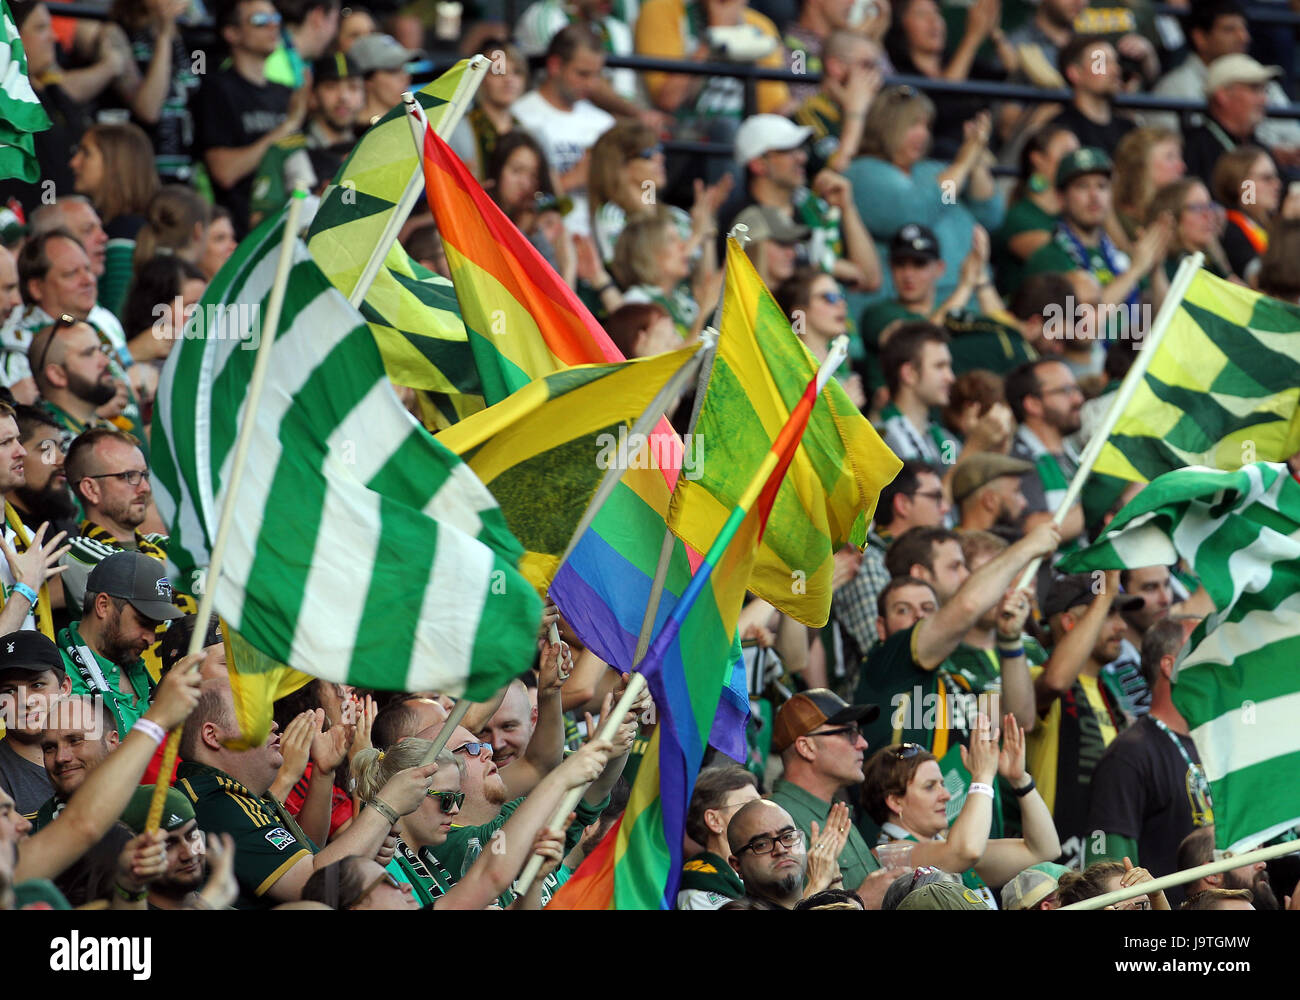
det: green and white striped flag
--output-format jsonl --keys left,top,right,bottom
{"left": 0, "top": 0, "right": 50, "bottom": 182}
{"left": 1060, "top": 462, "right": 1300, "bottom": 853}
{"left": 150, "top": 211, "right": 541, "bottom": 699}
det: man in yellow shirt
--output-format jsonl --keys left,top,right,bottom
{"left": 1028, "top": 571, "right": 1141, "bottom": 868}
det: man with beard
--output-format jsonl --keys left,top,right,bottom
{"left": 121, "top": 785, "right": 212, "bottom": 909}
{"left": 28, "top": 318, "right": 124, "bottom": 445}
{"left": 9, "top": 406, "right": 78, "bottom": 541}
{"left": 33, "top": 695, "right": 118, "bottom": 829}
{"left": 58, "top": 550, "right": 183, "bottom": 738}
{"left": 1029, "top": 572, "right": 1143, "bottom": 869}
{"left": 954, "top": 453, "right": 1033, "bottom": 535}
{"left": 1006, "top": 359, "right": 1089, "bottom": 560}
{"left": 1103, "top": 564, "right": 1177, "bottom": 724}
{"left": 249, "top": 52, "right": 365, "bottom": 227}
{"left": 1177, "top": 825, "right": 1279, "bottom": 910}
{"left": 1086, "top": 618, "right": 1216, "bottom": 906}
{"left": 1021, "top": 148, "right": 1170, "bottom": 313}
{"left": 726, "top": 799, "right": 810, "bottom": 909}
{"left": 59, "top": 428, "right": 174, "bottom": 612}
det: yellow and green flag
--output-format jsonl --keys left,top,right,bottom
{"left": 1094, "top": 269, "right": 1300, "bottom": 483}
{"left": 668, "top": 239, "right": 901, "bottom": 627}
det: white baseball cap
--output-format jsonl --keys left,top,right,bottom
{"left": 1204, "top": 53, "right": 1282, "bottom": 95}
{"left": 734, "top": 115, "right": 813, "bottom": 165}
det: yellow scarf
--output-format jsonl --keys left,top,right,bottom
{"left": 2, "top": 503, "right": 55, "bottom": 640}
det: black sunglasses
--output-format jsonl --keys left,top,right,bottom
{"left": 32, "top": 313, "right": 78, "bottom": 381}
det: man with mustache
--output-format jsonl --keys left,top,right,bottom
{"left": 57, "top": 550, "right": 183, "bottom": 738}
{"left": 8, "top": 405, "right": 78, "bottom": 542}
{"left": 32, "top": 694, "right": 119, "bottom": 828}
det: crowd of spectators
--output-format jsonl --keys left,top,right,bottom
{"left": 1, "top": 0, "right": 1299, "bottom": 912}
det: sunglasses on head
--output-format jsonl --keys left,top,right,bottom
{"left": 890, "top": 742, "right": 924, "bottom": 759}
{"left": 32, "top": 313, "right": 79, "bottom": 381}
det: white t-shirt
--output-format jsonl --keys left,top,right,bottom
{"left": 510, "top": 90, "right": 615, "bottom": 237}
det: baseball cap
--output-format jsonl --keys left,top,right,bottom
{"left": 1002, "top": 866, "right": 1061, "bottom": 910}
{"left": 312, "top": 51, "right": 361, "bottom": 83}
{"left": 889, "top": 223, "right": 940, "bottom": 263}
{"left": 158, "top": 614, "right": 224, "bottom": 672}
{"left": 734, "top": 114, "right": 813, "bottom": 165}
{"left": 1055, "top": 147, "right": 1113, "bottom": 190}
{"left": 121, "top": 785, "right": 195, "bottom": 834}
{"left": 85, "top": 551, "right": 185, "bottom": 623}
{"left": 0, "top": 630, "right": 65, "bottom": 680}
{"left": 349, "top": 33, "right": 423, "bottom": 74}
{"left": 951, "top": 453, "right": 1034, "bottom": 504}
{"left": 1042, "top": 573, "right": 1143, "bottom": 619}
{"left": 1205, "top": 53, "right": 1282, "bottom": 95}
{"left": 897, "top": 880, "right": 987, "bottom": 910}
{"left": 772, "top": 688, "right": 879, "bottom": 753}
{"left": 734, "top": 204, "right": 810, "bottom": 245}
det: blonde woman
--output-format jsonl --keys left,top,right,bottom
{"left": 351, "top": 735, "right": 615, "bottom": 909}
{"left": 845, "top": 86, "right": 1002, "bottom": 308}
{"left": 612, "top": 207, "right": 719, "bottom": 340}
{"left": 1111, "top": 126, "right": 1185, "bottom": 244}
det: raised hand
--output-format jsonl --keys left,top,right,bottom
{"left": 117, "top": 830, "right": 168, "bottom": 894}
{"left": 144, "top": 652, "right": 203, "bottom": 729}
{"left": 996, "top": 712, "right": 1027, "bottom": 785}
{"left": 311, "top": 707, "right": 354, "bottom": 775}
{"left": 959, "top": 712, "right": 1000, "bottom": 784}
{"left": 0, "top": 522, "right": 70, "bottom": 592}
{"left": 194, "top": 833, "right": 238, "bottom": 910}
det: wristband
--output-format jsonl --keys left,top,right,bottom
{"left": 11, "top": 581, "right": 38, "bottom": 607}
{"left": 596, "top": 280, "right": 617, "bottom": 296}
{"left": 368, "top": 796, "right": 400, "bottom": 825}
{"left": 997, "top": 644, "right": 1024, "bottom": 658}
{"left": 113, "top": 883, "right": 147, "bottom": 902}
{"left": 1012, "top": 777, "right": 1037, "bottom": 798}
{"left": 132, "top": 717, "right": 167, "bottom": 745}
{"left": 968, "top": 782, "right": 995, "bottom": 799}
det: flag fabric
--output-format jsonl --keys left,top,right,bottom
{"left": 434, "top": 346, "right": 701, "bottom": 594}
{"left": 1093, "top": 269, "right": 1300, "bottom": 485}
{"left": 222, "top": 622, "right": 314, "bottom": 750}
{"left": 669, "top": 239, "right": 901, "bottom": 627}
{"left": 151, "top": 211, "right": 542, "bottom": 729}
{"left": 0, "top": 0, "right": 50, "bottom": 182}
{"left": 419, "top": 126, "right": 630, "bottom": 404}
{"left": 306, "top": 62, "right": 480, "bottom": 424}
{"left": 551, "top": 353, "right": 836, "bottom": 909}
{"left": 1060, "top": 461, "right": 1300, "bottom": 853}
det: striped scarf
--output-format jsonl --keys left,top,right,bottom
{"left": 80, "top": 520, "right": 167, "bottom": 562}
{"left": 2, "top": 503, "right": 54, "bottom": 639}
{"left": 1013, "top": 425, "right": 1083, "bottom": 559}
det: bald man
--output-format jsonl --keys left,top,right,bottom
{"left": 727, "top": 799, "right": 810, "bottom": 910}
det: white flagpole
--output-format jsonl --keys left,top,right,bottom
{"left": 1014, "top": 251, "right": 1204, "bottom": 592}
{"left": 345, "top": 55, "right": 490, "bottom": 309}
{"left": 147, "top": 191, "right": 309, "bottom": 830}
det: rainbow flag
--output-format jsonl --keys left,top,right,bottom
{"left": 669, "top": 240, "right": 901, "bottom": 627}
{"left": 419, "top": 125, "right": 626, "bottom": 402}
{"left": 550, "top": 347, "right": 842, "bottom": 909}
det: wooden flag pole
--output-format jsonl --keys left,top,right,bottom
{"left": 419, "top": 698, "right": 471, "bottom": 765}
{"left": 1059, "top": 837, "right": 1299, "bottom": 910}
{"left": 346, "top": 56, "right": 489, "bottom": 309}
{"left": 1014, "top": 252, "right": 1203, "bottom": 593}
{"left": 145, "top": 192, "right": 308, "bottom": 831}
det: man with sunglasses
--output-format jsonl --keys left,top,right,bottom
{"left": 195, "top": 0, "right": 311, "bottom": 236}
{"left": 768, "top": 688, "right": 892, "bottom": 906}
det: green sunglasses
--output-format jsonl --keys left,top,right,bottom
{"left": 427, "top": 789, "right": 465, "bottom": 812}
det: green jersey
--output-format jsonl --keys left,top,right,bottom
{"left": 59, "top": 621, "right": 154, "bottom": 738}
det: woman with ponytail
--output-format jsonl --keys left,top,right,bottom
{"left": 132, "top": 184, "right": 211, "bottom": 272}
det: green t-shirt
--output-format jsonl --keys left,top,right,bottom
{"left": 946, "top": 313, "right": 1039, "bottom": 377}
{"left": 769, "top": 777, "right": 880, "bottom": 891}
{"left": 59, "top": 621, "right": 154, "bottom": 737}
{"left": 993, "top": 197, "right": 1056, "bottom": 294}
{"left": 176, "top": 760, "right": 318, "bottom": 909}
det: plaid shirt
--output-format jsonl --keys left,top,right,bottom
{"left": 831, "top": 526, "right": 892, "bottom": 658}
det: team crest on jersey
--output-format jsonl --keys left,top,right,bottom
{"left": 155, "top": 578, "right": 173, "bottom": 600}
{"left": 265, "top": 827, "right": 294, "bottom": 850}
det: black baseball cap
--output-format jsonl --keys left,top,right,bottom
{"left": 1042, "top": 573, "right": 1143, "bottom": 618}
{"left": 158, "top": 614, "right": 223, "bottom": 672}
{"left": 0, "top": 630, "right": 65, "bottom": 680}
{"left": 890, "top": 223, "right": 940, "bottom": 263}
{"left": 85, "top": 551, "right": 184, "bottom": 623}
{"left": 312, "top": 51, "right": 360, "bottom": 83}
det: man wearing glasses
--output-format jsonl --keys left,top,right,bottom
{"left": 194, "top": 0, "right": 310, "bottom": 236}
{"left": 1005, "top": 359, "right": 1090, "bottom": 568}
{"left": 725, "top": 799, "right": 812, "bottom": 909}
{"left": 768, "top": 689, "right": 889, "bottom": 906}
